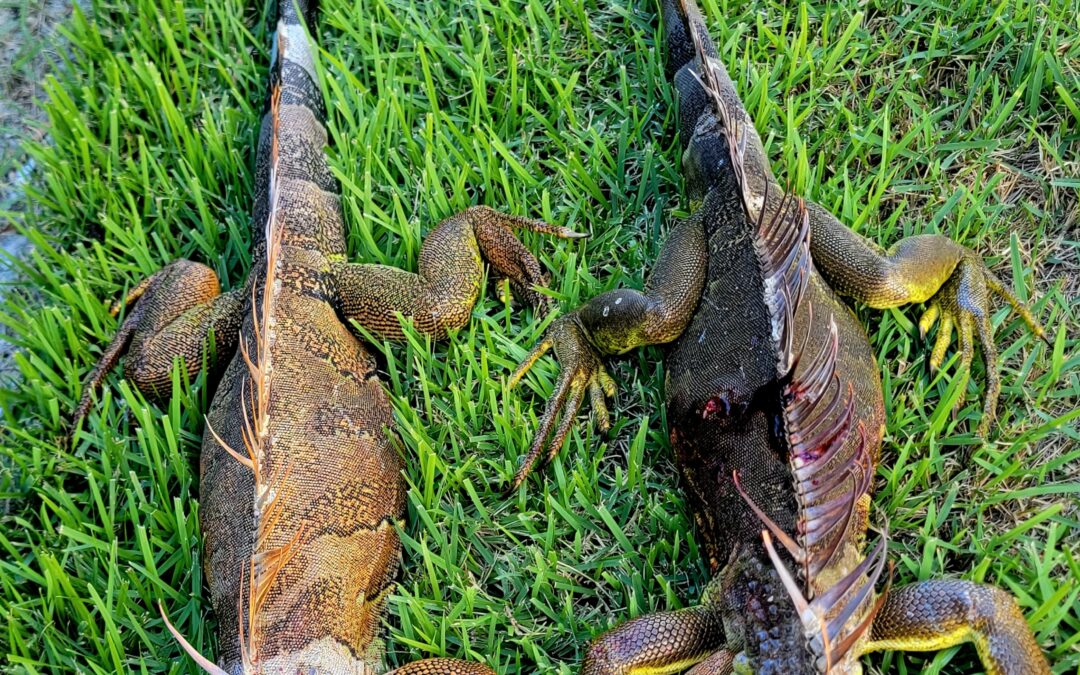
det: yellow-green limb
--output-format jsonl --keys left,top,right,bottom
{"left": 508, "top": 215, "right": 706, "bottom": 490}
{"left": 859, "top": 580, "right": 1050, "bottom": 675}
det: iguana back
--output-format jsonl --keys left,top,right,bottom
{"left": 658, "top": 5, "right": 887, "bottom": 664}
{"left": 197, "top": 3, "right": 403, "bottom": 668}
{"left": 74, "top": 1, "right": 580, "bottom": 671}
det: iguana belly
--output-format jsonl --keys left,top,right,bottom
{"left": 667, "top": 266, "right": 884, "bottom": 574}
{"left": 663, "top": 178, "right": 886, "bottom": 666}
{"left": 664, "top": 185, "right": 790, "bottom": 574}
{"left": 200, "top": 286, "right": 403, "bottom": 672}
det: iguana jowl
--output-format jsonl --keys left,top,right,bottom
{"left": 509, "top": 1, "right": 1052, "bottom": 673}
{"left": 72, "top": 1, "right": 580, "bottom": 672}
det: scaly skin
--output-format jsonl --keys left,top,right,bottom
{"left": 72, "top": 2, "right": 580, "bottom": 673}
{"left": 509, "top": 1, "right": 1052, "bottom": 673}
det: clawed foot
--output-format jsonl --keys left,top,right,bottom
{"left": 470, "top": 206, "right": 586, "bottom": 310}
{"left": 507, "top": 314, "right": 616, "bottom": 491}
{"left": 917, "top": 254, "right": 1049, "bottom": 435}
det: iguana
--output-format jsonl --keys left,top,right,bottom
{"left": 507, "top": 1, "right": 1052, "bottom": 673}
{"left": 70, "top": 1, "right": 580, "bottom": 672}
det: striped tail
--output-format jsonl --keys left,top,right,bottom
{"left": 271, "top": 0, "right": 325, "bottom": 128}
{"left": 662, "top": 0, "right": 718, "bottom": 82}
{"left": 251, "top": 0, "right": 339, "bottom": 251}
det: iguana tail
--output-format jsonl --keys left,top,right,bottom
{"left": 661, "top": 0, "right": 718, "bottom": 81}
{"left": 271, "top": 0, "right": 323, "bottom": 129}
{"left": 660, "top": 0, "right": 758, "bottom": 205}
{"left": 251, "top": 0, "right": 339, "bottom": 252}
{"left": 280, "top": 0, "right": 318, "bottom": 29}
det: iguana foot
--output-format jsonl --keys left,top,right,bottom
{"left": 508, "top": 314, "right": 617, "bottom": 490}
{"left": 805, "top": 201, "right": 1049, "bottom": 437}
{"left": 470, "top": 205, "right": 585, "bottom": 309}
{"left": 504, "top": 215, "right": 707, "bottom": 491}
{"left": 917, "top": 254, "right": 1049, "bottom": 435}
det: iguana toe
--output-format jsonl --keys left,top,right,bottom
{"left": 589, "top": 375, "right": 611, "bottom": 432}
{"left": 508, "top": 314, "right": 613, "bottom": 491}
{"left": 922, "top": 254, "right": 1046, "bottom": 435}
{"left": 917, "top": 303, "right": 939, "bottom": 339}
{"left": 928, "top": 308, "right": 953, "bottom": 371}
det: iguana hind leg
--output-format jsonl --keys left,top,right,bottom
{"left": 580, "top": 605, "right": 726, "bottom": 675}
{"left": 72, "top": 259, "right": 244, "bottom": 433}
{"left": 806, "top": 201, "right": 1048, "bottom": 434}
{"left": 859, "top": 580, "right": 1051, "bottom": 675}
{"left": 333, "top": 206, "right": 583, "bottom": 341}
{"left": 387, "top": 657, "right": 495, "bottom": 674}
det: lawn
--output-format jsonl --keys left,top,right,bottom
{"left": 0, "top": 0, "right": 1077, "bottom": 673}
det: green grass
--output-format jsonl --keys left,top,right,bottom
{"left": 0, "top": 0, "right": 1078, "bottom": 672}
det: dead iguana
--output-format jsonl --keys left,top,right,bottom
{"left": 70, "top": 1, "right": 580, "bottom": 672}
{"left": 507, "top": 1, "right": 1052, "bottom": 673}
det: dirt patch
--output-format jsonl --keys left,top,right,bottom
{"left": 0, "top": 0, "right": 72, "bottom": 211}
{"left": 1, "top": 1, "right": 72, "bottom": 393}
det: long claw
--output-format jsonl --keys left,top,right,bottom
{"left": 510, "top": 428, "right": 550, "bottom": 492}
{"left": 508, "top": 337, "right": 554, "bottom": 389}
{"left": 550, "top": 226, "right": 588, "bottom": 240}
{"left": 512, "top": 214, "right": 588, "bottom": 240}
{"left": 545, "top": 379, "right": 588, "bottom": 466}
{"left": 921, "top": 256, "right": 1049, "bottom": 437}
{"left": 975, "top": 313, "right": 999, "bottom": 436}
{"left": 508, "top": 314, "right": 614, "bottom": 492}
{"left": 70, "top": 312, "right": 140, "bottom": 442}
{"left": 985, "top": 270, "right": 1051, "bottom": 347}
{"left": 954, "top": 314, "right": 975, "bottom": 414}
{"left": 590, "top": 377, "right": 611, "bottom": 432}
{"left": 511, "top": 368, "right": 574, "bottom": 491}
{"left": 958, "top": 314, "right": 974, "bottom": 371}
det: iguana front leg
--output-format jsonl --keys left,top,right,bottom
{"left": 332, "top": 206, "right": 583, "bottom": 341}
{"left": 859, "top": 580, "right": 1051, "bottom": 675}
{"left": 72, "top": 259, "right": 244, "bottom": 434}
{"left": 508, "top": 214, "right": 706, "bottom": 488}
{"left": 806, "top": 202, "right": 1048, "bottom": 434}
